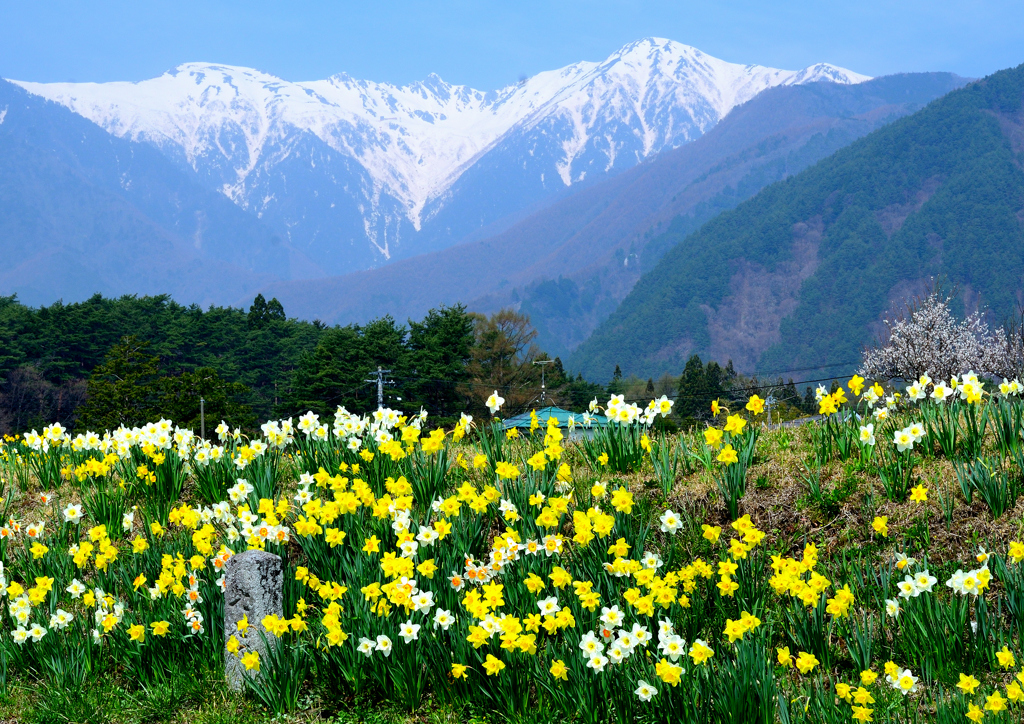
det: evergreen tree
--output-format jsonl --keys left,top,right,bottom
{"left": 77, "top": 336, "right": 161, "bottom": 430}
{"left": 803, "top": 386, "right": 816, "bottom": 412}
{"left": 706, "top": 361, "right": 729, "bottom": 394}
{"left": 156, "top": 367, "right": 253, "bottom": 431}
{"left": 559, "top": 374, "right": 606, "bottom": 412}
{"left": 676, "top": 354, "right": 730, "bottom": 423}
{"left": 0, "top": 295, "right": 607, "bottom": 434}
{"left": 607, "top": 365, "right": 625, "bottom": 394}
{"left": 289, "top": 326, "right": 374, "bottom": 417}
{"left": 784, "top": 379, "right": 800, "bottom": 405}
{"left": 675, "top": 355, "right": 707, "bottom": 420}
{"left": 406, "top": 305, "right": 475, "bottom": 421}
{"left": 247, "top": 294, "right": 286, "bottom": 330}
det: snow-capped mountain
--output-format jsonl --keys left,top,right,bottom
{"left": 14, "top": 38, "right": 869, "bottom": 275}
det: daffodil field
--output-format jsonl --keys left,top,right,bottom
{"left": 3, "top": 374, "right": 1024, "bottom": 723}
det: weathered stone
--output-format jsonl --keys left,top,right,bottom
{"left": 224, "top": 549, "right": 283, "bottom": 690}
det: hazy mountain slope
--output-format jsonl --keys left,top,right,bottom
{"left": 257, "top": 73, "right": 964, "bottom": 345}
{"left": 569, "top": 64, "right": 1024, "bottom": 381}
{"left": 0, "top": 79, "right": 313, "bottom": 307}
{"left": 14, "top": 39, "right": 867, "bottom": 274}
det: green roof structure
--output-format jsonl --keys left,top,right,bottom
{"left": 501, "top": 406, "right": 609, "bottom": 432}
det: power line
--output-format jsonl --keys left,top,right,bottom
{"left": 304, "top": 364, "right": 860, "bottom": 417}
{"left": 319, "top": 381, "right": 374, "bottom": 407}
{"left": 317, "top": 356, "right": 862, "bottom": 404}
{"left": 391, "top": 373, "right": 538, "bottom": 393}
{"left": 684, "top": 373, "right": 847, "bottom": 398}
{"left": 752, "top": 359, "right": 861, "bottom": 377}
{"left": 396, "top": 370, "right": 852, "bottom": 408}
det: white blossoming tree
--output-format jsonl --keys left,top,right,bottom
{"left": 860, "top": 290, "right": 1021, "bottom": 381}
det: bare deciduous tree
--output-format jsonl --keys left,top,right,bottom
{"left": 463, "top": 309, "right": 543, "bottom": 413}
{"left": 0, "top": 365, "right": 87, "bottom": 435}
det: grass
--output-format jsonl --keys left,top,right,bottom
{"left": 0, "top": 671, "right": 475, "bottom": 724}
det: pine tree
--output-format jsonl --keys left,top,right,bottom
{"left": 156, "top": 367, "right": 253, "bottom": 431}
{"left": 247, "top": 294, "right": 286, "bottom": 330}
{"left": 77, "top": 336, "right": 161, "bottom": 430}
{"left": 607, "top": 365, "right": 625, "bottom": 394}
{"left": 676, "top": 355, "right": 706, "bottom": 420}
{"left": 406, "top": 305, "right": 474, "bottom": 420}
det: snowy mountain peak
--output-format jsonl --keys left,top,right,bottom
{"left": 11, "top": 40, "right": 869, "bottom": 272}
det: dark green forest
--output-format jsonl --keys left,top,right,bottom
{"left": 570, "top": 63, "right": 1024, "bottom": 381}
{"left": 0, "top": 294, "right": 608, "bottom": 434}
{"left": 0, "top": 293, "right": 312, "bottom": 432}
{"left": 0, "top": 293, "right": 818, "bottom": 435}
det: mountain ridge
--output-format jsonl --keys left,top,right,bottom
{"left": 254, "top": 72, "right": 966, "bottom": 356}
{"left": 12, "top": 38, "right": 868, "bottom": 274}
{"left": 0, "top": 78, "right": 316, "bottom": 307}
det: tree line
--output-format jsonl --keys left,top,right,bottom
{"left": 0, "top": 294, "right": 606, "bottom": 433}
{"left": 0, "top": 293, "right": 816, "bottom": 435}
{"left": 607, "top": 354, "right": 823, "bottom": 427}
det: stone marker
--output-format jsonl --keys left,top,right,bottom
{"left": 224, "top": 549, "right": 283, "bottom": 690}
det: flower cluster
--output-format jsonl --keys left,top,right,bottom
{"left": 1, "top": 382, "right": 1024, "bottom": 723}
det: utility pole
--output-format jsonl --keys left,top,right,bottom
{"left": 200, "top": 397, "right": 206, "bottom": 440}
{"left": 764, "top": 394, "right": 776, "bottom": 430}
{"left": 365, "top": 366, "right": 392, "bottom": 409}
{"left": 533, "top": 360, "right": 554, "bottom": 404}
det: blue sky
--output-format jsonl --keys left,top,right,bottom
{"left": 1, "top": 0, "right": 1022, "bottom": 88}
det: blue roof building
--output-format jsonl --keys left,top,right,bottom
{"left": 501, "top": 406, "right": 609, "bottom": 439}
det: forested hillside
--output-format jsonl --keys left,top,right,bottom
{"left": 571, "top": 64, "right": 1024, "bottom": 381}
